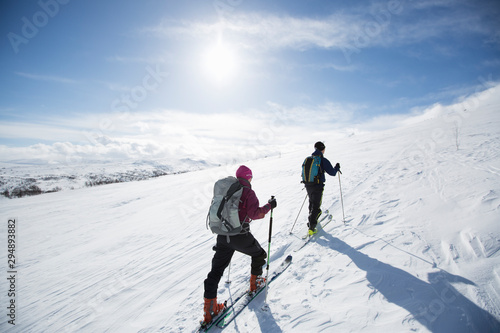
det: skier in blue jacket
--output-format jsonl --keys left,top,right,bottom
{"left": 304, "top": 141, "right": 340, "bottom": 235}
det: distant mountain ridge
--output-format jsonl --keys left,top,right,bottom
{"left": 0, "top": 158, "right": 213, "bottom": 198}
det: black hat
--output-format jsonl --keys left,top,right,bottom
{"left": 314, "top": 141, "right": 325, "bottom": 151}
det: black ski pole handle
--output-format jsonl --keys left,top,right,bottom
{"left": 268, "top": 196, "right": 275, "bottom": 241}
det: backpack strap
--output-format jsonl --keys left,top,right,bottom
{"left": 316, "top": 155, "right": 324, "bottom": 177}
{"left": 216, "top": 181, "right": 243, "bottom": 219}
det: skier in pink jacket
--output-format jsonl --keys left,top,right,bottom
{"left": 202, "top": 165, "right": 277, "bottom": 325}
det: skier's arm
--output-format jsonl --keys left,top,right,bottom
{"left": 323, "top": 158, "right": 339, "bottom": 176}
{"left": 245, "top": 191, "right": 271, "bottom": 220}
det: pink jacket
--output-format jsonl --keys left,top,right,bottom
{"left": 237, "top": 178, "right": 271, "bottom": 232}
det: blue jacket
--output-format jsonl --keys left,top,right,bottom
{"left": 311, "top": 150, "right": 338, "bottom": 184}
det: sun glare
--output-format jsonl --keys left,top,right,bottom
{"left": 202, "top": 42, "right": 238, "bottom": 85}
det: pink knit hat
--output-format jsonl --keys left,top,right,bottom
{"left": 236, "top": 165, "right": 253, "bottom": 181}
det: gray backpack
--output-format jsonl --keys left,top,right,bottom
{"left": 207, "top": 176, "right": 246, "bottom": 235}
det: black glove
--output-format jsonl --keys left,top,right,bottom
{"left": 268, "top": 197, "right": 277, "bottom": 209}
{"left": 335, "top": 163, "right": 342, "bottom": 174}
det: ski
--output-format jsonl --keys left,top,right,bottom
{"left": 320, "top": 213, "right": 333, "bottom": 229}
{"left": 214, "top": 255, "right": 293, "bottom": 329}
{"left": 295, "top": 214, "right": 333, "bottom": 252}
{"left": 301, "top": 212, "right": 332, "bottom": 239}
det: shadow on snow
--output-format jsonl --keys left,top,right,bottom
{"left": 318, "top": 233, "right": 500, "bottom": 333}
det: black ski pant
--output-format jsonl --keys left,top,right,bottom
{"left": 204, "top": 233, "right": 267, "bottom": 299}
{"left": 305, "top": 184, "right": 324, "bottom": 231}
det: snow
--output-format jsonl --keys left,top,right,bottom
{"left": 1, "top": 90, "right": 500, "bottom": 332}
{"left": 0, "top": 158, "right": 214, "bottom": 198}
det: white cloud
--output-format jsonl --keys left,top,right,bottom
{"left": 144, "top": 2, "right": 495, "bottom": 53}
{"left": 15, "top": 72, "right": 79, "bottom": 84}
{"left": 0, "top": 121, "right": 84, "bottom": 142}
{"left": 2, "top": 81, "right": 498, "bottom": 165}
{"left": 0, "top": 101, "right": 355, "bottom": 165}
{"left": 147, "top": 13, "right": 362, "bottom": 50}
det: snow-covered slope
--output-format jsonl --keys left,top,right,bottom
{"left": 1, "top": 96, "right": 500, "bottom": 332}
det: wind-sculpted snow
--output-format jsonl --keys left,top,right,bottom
{"left": 1, "top": 101, "right": 499, "bottom": 332}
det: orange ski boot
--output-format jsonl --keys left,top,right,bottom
{"left": 201, "top": 297, "right": 226, "bottom": 326}
{"left": 249, "top": 274, "right": 266, "bottom": 294}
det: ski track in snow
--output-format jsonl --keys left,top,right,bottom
{"left": 1, "top": 101, "right": 500, "bottom": 332}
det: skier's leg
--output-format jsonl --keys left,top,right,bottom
{"left": 305, "top": 185, "right": 315, "bottom": 229}
{"left": 229, "top": 233, "right": 266, "bottom": 276}
{"left": 308, "top": 185, "right": 324, "bottom": 231}
{"left": 204, "top": 235, "right": 235, "bottom": 299}
{"left": 250, "top": 249, "right": 267, "bottom": 276}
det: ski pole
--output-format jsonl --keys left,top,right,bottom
{"left": 225, "top": 261, "right": 231, "bottom": 284}
{"left": 289, "top": 193, "right": 308, "bottom": 234}
{"left": 338, "top": 172, "right": 346, "bottom": 225}
{"left": 263, "top": 196, "right": 274, "bottom": 308}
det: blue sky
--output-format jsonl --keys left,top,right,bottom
{"left": 0, "top": 0, "right": 499, "bottom": 164}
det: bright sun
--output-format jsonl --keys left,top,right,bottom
{"left": 202, "top": 42, "right": 238, "bottom": 85}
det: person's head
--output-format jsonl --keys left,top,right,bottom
{"left": 236, "top": 165, "right": 253, "bottom": 182}
{"left": 314, "top": 141, "right": 326, "bottom": 153}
